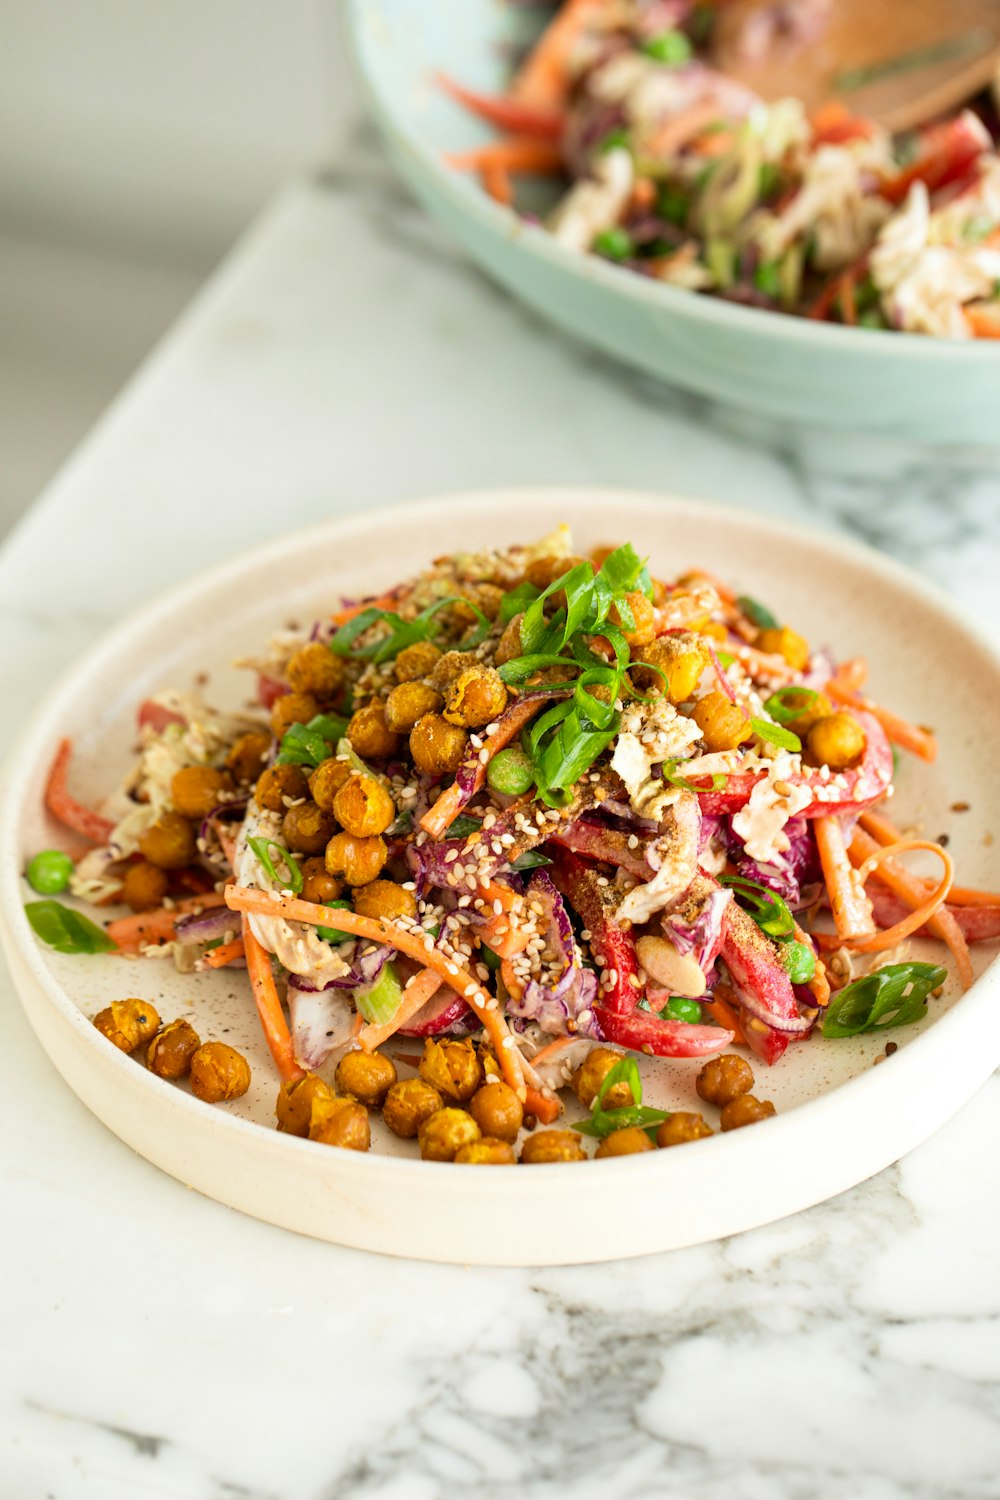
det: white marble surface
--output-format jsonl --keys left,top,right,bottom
{"left": 3, "top": 120, "right": 1000, "bottom": 1498}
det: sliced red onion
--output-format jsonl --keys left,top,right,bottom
{"left": 198, "top": 795, "right": 249, "bottom": 847}
{"left": 707, "top": 642, "right": 737, "bottom": 703}
{"left": 398, "top": 990, "right": 476, "bottom": 1037}
{"left": 174, "top": 906, "right": 241, "bottom": 946}
{"left": 739, "top": 989, "right": 817, "bottom": 1035}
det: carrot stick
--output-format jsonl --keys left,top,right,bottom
{"left": 827, "top": 682, "right": 937, "bottom": 761}
{"left": 224, "top": 885, "right": 528, "bottom": 1097}
{"left": 421, "top": 697, "right": 545, "bottom": 839}
{"left": 330, "top": 592, "right": 398, "bottom": 628}
{"left": 839, "top": 270, "right": 858, "bottom": 326}
{"left": 242, "top": 920, "right": 303, "bottom": 1083}
{"left": 480, "top": 912, "right": 532, "bottom": 959}
{"left": 703, "top": 985, "right": 747, "bottom": 1046}
{"left": 829, "top": 656, "right": 868, "bottom": 694}
{"left": 45, "top": 738, "right": 115, "bottom": 844}
{"left": 435, "top": 73, "right": 564, "bottom": 140}
{"left": 107, "top": 893, "right": 227, "bottom": 952}
{"left": 793, "top": 920, "right": 830, "bottom": 1006}
{"left": 815, "top": 816, "right": 875, "bottom": 941}
{"left": 530, "top": 1034, "right": 580, "bottom": 1067}
{"left": 848, "top": 828, "right": 973, "bottom": 989}
{"left": 860, "top": 809, "right": 1000, "bottom": 908}
{"left": 201, "top": 937, "right": 245, "bottom": 969}
{"left": 445, "top": 136, "right": 563, "bottom": 175}
{"left": 481, "top": 160, "right": 514, "bottom": 204}
{"left": 524, "top": 1085, "right": 562, "bottom": 1124}
{"left": 965, "top": 305, "right": 1000, "bottom": 339}
{"left": 500, "top": 957, "right": 525, "bottom": 1003}
{"left": 510, "top": 0, "right": 598, "bottom": 108}
{"left": 847, "top": 839, "right": 953, "bottom": 954}
{"left": 358, "top": 968, "right": 444, "bottom": 1051}
{"left": 646, "top": 101, "right": 725, "bottom": 159}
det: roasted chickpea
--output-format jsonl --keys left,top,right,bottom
{"left": 309, "top": 756, "right": 352, "bottom": 813}
{"left": 139, "top": 811, "right": 197, "bottom": 870}
{"left": 696, "top": 1054, "right": 754, "bottom": 1109}
{"left": 351, "top": 880, "right": 417, "bottom": 923}
{"left": 394, "top": 641, "right": 442, "bottom": 682}
{"left": 333, "top": 775, "right": 395, "bottom": 838}
{"left": 286, "top": 642, "right": 346, "bottom": 700}
{"left": 383, "top": 1078, "right": 443, "bottom": 1138}
{"left": 121, "top": 860, "right": 169, "bottom": 913}
{"left": 429, "top": 651, "right": 479, "bottom": 693}
{"left": 346, "top": 702, "right": 400, "bottom": 760}
{"left": 385, "top": 680, "right": 443, "bottom": 734}
{"left": 418, "top": 1107, "right": 481, "bottom": 1162}
{"left": 300, "top": 857, "right": 343, "bottom": 905}
{"left": 571, "top": 1048, "right": 633, "bottom": 1110}
{"left": 470, "top": 583, "right": 505, "bottom": 621}
{"left": 520, "top": 1130, "right": 587, "bottom": 1164}
{"left": 255, "top": 763, "right": 309, "bottom": 813}
{"left": 468, "top": 1080, "right": 523, "bottom": 1142}
{"left": 282, "top": 801, "right": 335, "bottom": 856}
{"left": 171, "top": 765, "right": 233, "bottom": 821}
{"left": 146, "top": 1018, "right": 201, "bottom": 1079}
{"left": 807, "top": 712, "right": 866, "bottom": 771}
{"left": 692, "top": 692, "right": 754, "bottom": 752}
{"left": 190, "top": 1041, "right": 251, "bottom": 1102}
{"left": 324, "top": 831, "right": 387, "bottom": 886}
{"left": 523, "top": 553, "right": 586, "bottom": 590}
{"left": 595, "top": 1126, "right": 655, "bottom": 1158}
{"left": 634, "top": 635, "right": 708, "bottom": 703}
{"left": 418, "top": 1037, "right": 484, "bottom": 1103}
{"left": 656, "top": 1112, "right": 714, "bottom": 1147}
{"left": 276, "top": 1072, "right": 335, "bottom": 1136}
{"left": 335, "top": 1048, "right": 397, "bottom": 1108}
{"left": 409, "top": 714, "right": 469, "bottom": 775}
{"left": 93, "top": 998, "right": 160, "bottom": 1053}
{"left": 720, "top": 1094, "right": 776, "bottom": 1131}
{"left": 225, "top": 730, "right": 271, "bottom": 785}
{"left": 756, "top": 626, "right": 809, "bottom": 672}
{"left": 443, "top": 666, "right": 508, "bottom": 729}
{"left": 270, "top": 691, "right": 319, "bottom": 740}
{"left": 610, "top": 591, "right": 656, "bottom": 648}
{"left": 782, "top": 690, "right": 833, "bottom": 736}
{"left": 454, "top": 1137, "right": 516, "bottom": 1164}
{"left": 495, "top": 613, "right": 524, "bottom": 666}
{"left": 309, "top": 1095, "right": 370, "bottom": 1151}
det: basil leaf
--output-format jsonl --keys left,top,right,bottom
{"left": 595, "top": 1056, "right": 642, "bottom": 1110}
{"left": 25, "top": 900, "right": 117, "bottom": 955}
{"left": 751, "top": 717, "right": 802, "bottom": 753}
{"left": 763, "top": 687, "right": 818, "bottom": 726}
{"left": 275, "top": 721, "right": 331, "bottom": 768}
{"left": 247, "top": 837, "right": 303, "bottom": 894}
{"left": 737, "top": 594, "right": 779, "bottom": 631}
{"left": 821, "top": 962, "right": 946, "bottom": 1038}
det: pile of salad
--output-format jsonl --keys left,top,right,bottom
{"left": 442, "top": 0, "right": 1000, "bottom": 337}
{"left": 25, "top": 528, "right": 1000, "bottom": 1149}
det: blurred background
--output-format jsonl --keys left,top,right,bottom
{"left": 0, "top": 0, "right": 356, "bottom": 539}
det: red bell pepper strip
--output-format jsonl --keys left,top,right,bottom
{"left": 880, "top": 111, "right": 989, "bottom": 206}
{"left": 593, "top": 1004, "right": 733, "bottom": 1059}
{"left": 45, "top": 738, "right": 115, "bottom": 845}
{"left": 137, "top": 699, "right": 185, "bottom": 733}
{"left": 257, "top": 673, "right": 287, "bottom": 711}
{"left": 719, "top": 901, "right": 800, "bottom": 1065}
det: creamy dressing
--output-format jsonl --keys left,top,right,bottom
{"left": 731, "top": 750, "right": 812, "bottom": 864}
{"left": 237, "top": 805, "right": 352, "bottom": 983}
{"left": 549, "top": 146, "right": 635, "bottom": 252}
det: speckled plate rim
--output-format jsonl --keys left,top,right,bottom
{"left": 3, "top": 487, "right": 1000, "bottom": 1266}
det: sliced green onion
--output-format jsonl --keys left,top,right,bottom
{"left": 750, "top": 718, "right": 802, "bottom": 753}
{"left": 593, "top": 226, "right": 635, "bottom": 262}
{"left": 480, "top": 944, "right": 502, "bottom": 971}
{"left": 763, "top": 686, "right": 818, "bottom": 725}
{"left": 641, "top": 30, "right": 692, "bottom": 65}
{"left": 658, "top": 183, "right": 690, "bottom": 227}
{"left": 25, "top": 900, "right": 116, "bottom": 955}
{"left": 719, "top": 874, "right": 795, "bottom": 941}
{"left": 316, "top": 899, "right": 354, "bottom": 944}
{"left": 247, "top": 837, "right": 303, "bottom": 894}
{"left": 821, "top": 962, "right": 946, "bottom": 1038}
{"left": 329, "top": 596, "right": 490, "bottom": 666}
{"left": 572, "top": 1055, "right": 669, "bottom": 1138}
{"left": 661, "top": 760, "right": 726, "bottom": 793}
{"left": 354, "top": 961, "right": 404, "bottom": 1025}
{"left": 598, "top": 127, "right": 631, "bottom": 154}
{"left": 736, "top": 594, "right": 779, "bottom": 630}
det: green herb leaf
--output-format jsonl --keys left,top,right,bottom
{"left": 763, "top": 686, "right": 818, "bottom": 725}
{"left": 750, "top": 718, "right": 802, "bottom": 753}
{"left": 719, "top": 874, "right": 796, "bottom": 941}
{"left": 499, "top": 580, "right": 540, "bottom": 627}
{"left": 661, "top": 760, "right": 726, "bottom": 793}
{"left": 247, "top": 837, "right": 303, "bottom": 894}
{"left": 25, "top": 900, "right": 117, "bottom": 955}
{"left": 737, "top": 594, "right": 779, "bottom": 631}
{"left": 820, "top": 962, "right": 946, "bottom": 1038}
{"left": 573, "top": 1104, "right": 669, "bottom": 1138}
{"left": 510, "top": 850, "right": 552, "bottom": 872}
{"left": 448, "top": 814, "right": 484, "bottom": 840}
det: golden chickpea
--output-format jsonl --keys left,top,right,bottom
{"left": 409, "top": 714, "right": 469, "bottom": 775}
{"left": 610, "top": 591, "right": 657, "bottom": 648}
{"left": 470, "top": 583, "right": 505, "bottom": 621}
{"left": 454, "top": 1137, "right": 516, "bottom": 1164}
{"left": 309, "top": 1096, "right": 370, "bottom": 1151}
{"left": 346, "top": 702, "right": 400, "bottom": 760}
{"left": 94, "top": 998, "right": 161, "bottom": 1053}
{"left": 756, "top": 626, "right": 809, "bottom": 672}
{"left": 190, "top": 1042, "right": 251, "bottom": 1102}
{"left": 383, "top": 1078, "right": 443, "bottom": 1138}
{"left": 807, "top": 712, "right": 866, "bottom": 771}
{"left": 523, "top": 554, "right": 586, "bottom": 590}
{"left": 697, "top": 620, "right": 729, "bottom": 643}
{"left": 589, "top": 545, "right": 619, "bottom": 569}
{"left": 309, "top": 756, "right": 352, "bottom": 813}
{"left": 139, "top": 811, "right": 197, "bottom": 870}
{"left": 720, "top": 1095, "right": 776, "bottom": 1131}
{"left": 692, "top": 692, "right": 753, "bottom": 752}
{"left": 385, "top": 680, "right": 443, "bottom": 734}
{"left": 324, "top": 831, "right": 388, "bottom": 886}
{"left": 696, "top": 1054, "right": 754, "bottom": 1109}
{"left": 418, "top": 1107, "right": 481, "bottom": 1161}
{"left": 333, "top": 775, "right": 395, "bottom": 838}
{"left": 282, "top": 802, "right": 335, "bottom": 856}
{"left": 146, "top": 1018, "right": 201, "bottom": 1079}
{"left": 225, "top": 730, "right": 271, "bottom": 785}
{"left": 634, "top": 636, "right": 708, "bottom": 703}
{"left": 468, "top": 1081, "right": 523, "bottom": 1142}
{"left": 271, "top": 692, "right": 319, "bottom": 740}
{"left": 286, "top": 642, "right": 346, "bottom": 699}
{"left": 300, "top": 857, "right": 343, "bottom": 905}
{"left": 419, "top": 1038, "right": 484, "bottom": 1103}
{"left": 656, "top": 1112, "right": 714, "bottom": 1147}
{"left": 276, "top": 1072, "right": 335, "bottom": 1136}
{"left": 171, "top": 765, "right": 233, "bottom": 821}
{"left": 783, "top": 690, "right": 832, "bottom": 736}
{"left": 571, "top": 1048, "right": 633, "bottom": 1110}
{"left": 495, "top": 613, "right": 524, "bottom": 666}
{"left": 351, "top": 880, "right": 417, "bottom": 923}
{"left": 121, "top": 860, "right": 169, "bottom": 913}
{"left": 595, "top": 1126, "right": 655, "bottom": 1159}
{"left": 429, "top": 651, "right": 479, "bottom": 693}
{"left": 394, "top": 641, "right": 442, "bottom": 682}
{"left": 520, "top": 1130, "right": 587, "bottom": 1164}
{"left": 443, "top": 666, "right": 509, "bottom": 729}
{"left": 255, "top": 763, "right": 309, "bottom": 813}
{"left": 335, "top": 1048, "right": 397, "bottom": 1107}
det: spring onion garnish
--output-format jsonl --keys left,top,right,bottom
{"left": 275, "top": 714, "right": 349, "bottom": 768}
{"left": 316, "top": 899, "right": 354, "bottom": 943}
{"left": 750, "top": 717, "right": 802, "bottom": 753}
{"left": 661, "top": 761, "right": 726, "bottom": 794}
{"left": 510, "top": 849, "right": 552, "bottom": 872}
{"left": 25, "top": 900, "right": 117, "bottom": 955}
{"left": 736, "top": 594, "right": 779, "bottom": 631}
{"left": 571, "top": 1057, "right": 669, "bottom": 1140}
{"left": 329, "top": 596, "right": 490, "bottom": 665}
{"left": 354, "top": 961, "right": 404, "bottom": 1026}
{"left": 821, "top": 962, "right": 946, "bottom": 1038}
{"left": 247, "top": 837, "right": 303, "bottom": 895}
{"left": 448, "top": 814, "right": 484, "bottom": 840}
{"left": 642, "top": 29, "right": 692, "bottom": 65}
{"left": 598, "top": 127, "right": 631, "bottom": 155}
{"left": 719, "top": 874, "right": 796, "bottom": 941}
{"left": 763, "top": 686, "right": 818, "bottom": 725}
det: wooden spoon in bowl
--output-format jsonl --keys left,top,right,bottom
{"left": 709, "top": 0, "right": 1000, "bottom": 133}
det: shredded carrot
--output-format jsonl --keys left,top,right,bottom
{"left": 224, "top": 885, "right": 529, "bottom": 1098}
{"left": 646, "top": 101, "right": 725, "bottom": 159}
{"left": 202, "top": 937, "right": 245, "bottom": 969}
{"left": 793, "top": 920, "right": 830, "bottom": 1006}
{"left": 524, "top": 1085, "right": 562, "bottom": 1125}
{"left": 849, "top": 828, "right": 973, "bottom": 989}
{"left": 500, "top": 957, "right": 525, "bottom": 1003}
{"left": 692, "top": 128, "right": 735, "bottom": 157}
{"left": 421, "top": 697, "right": 545, "bottom": 839}
{"left": 811, "top": 101, "right": 876, "bottom": 144}
{"left": 846, "top": 838, "right": 954, "bottom": 957}
{"left": 530, "top": 1034, "right": 579, "bottom": 1067}
{"left": 827, "top": 683, "right": 937, "bottom": 762}
{"left": 242, "top": 920, "right": 303, "bottom": 1083}
{"left": 965, "top": 305, "right": 1000, "bottom": 339}
{"left": 435, "top": 73, "right": 564, "bottom": 140}
{"left": 330, "top": 592, "right": 398, "bottom": 628}
{"left": 107, "top": 893, "right": 228, "bottom": 952}
{"left": 510, "top": 0, "right": 598, "bottom": 108}
{"left": 815, "top": 816, "right": 876, "bottom": 941}
{"left": 839, "top": 270, "right": 858, "bottom": 327}
{"left": 828, "top": 656, "right": 868, "bottom": 694}
{"left": 704, "top": 985, "right": 747, "bottom": 1046}
{"left": 481, "top": 159, "right": 513, "bottom": 204}
{"left": 446, "top": 136, "right": 563, "bottom": 175}
{"left": 860, "top": 810, "right": 1000, "bottom": 909}
{"left": 931, "top": 884, "right": 1000, "bottom": 909}
{"left": 358, "top": 969, "right": 444, "bottom": 1052}
{"left": 45, "top": 738, "right": 115, "bottom": 844}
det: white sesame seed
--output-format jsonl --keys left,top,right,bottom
{"left": 627, "top": 834, "right": 639, "bottom": 849}
{"left": 478, "top": 749, "right": 490, "bottom": 765}
{"left": 493, "top": 899, "right": 504, "bottom": 916}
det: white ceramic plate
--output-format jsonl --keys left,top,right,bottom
{"left": 3, "top": 489, "right": 1000, "bottom": 1266}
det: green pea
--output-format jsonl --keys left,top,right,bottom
{"left": 641, "top": 30, "right": 692, "bottom": 65}
{"left": 316, "top": 899, "right": 353, "bottom": 944}
{"left": 486, "top": 746, "right": 535, "bottom": 797}
{"left": 782, "top": 940, "right": 816, "bottom": 984}
{"left": 663, "top": 996, "right": 703, "bottom": 1023}
{"left": 598, "top": 127, "right": 631, "bottom": 155}
{"left": 26, "top": 850, "right": 74, "bottom": 895}
{"left": 593, "top": 227, "right": 635, "bottom": 262}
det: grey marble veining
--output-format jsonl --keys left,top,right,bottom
{"left": 2, "top": 113, "right": 1000, "bottom": 1500}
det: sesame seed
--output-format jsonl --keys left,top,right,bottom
{"left": 580, "top": 929, "right": 591, "bottom": 941}
{"left": 478, "top": 749, "right": 490, "bottom": 765}
{"left": 401, "top": 881, "right": 416, "bottom": 891}
{"left": 493, "top": 899, "right": 504, "bottom": 916}
{"left": 485, "top": 722, "right": 500, "bottom": 735}
{"left": 627, "top": 834, "right": 639, "bottom": 849}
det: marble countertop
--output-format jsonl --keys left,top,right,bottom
{"left": 3, "top": 118, "right": 1000, "bottom": 1499}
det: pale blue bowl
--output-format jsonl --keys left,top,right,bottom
{"left": 347, "top": 0, "right": 1000, "bottom": 444}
